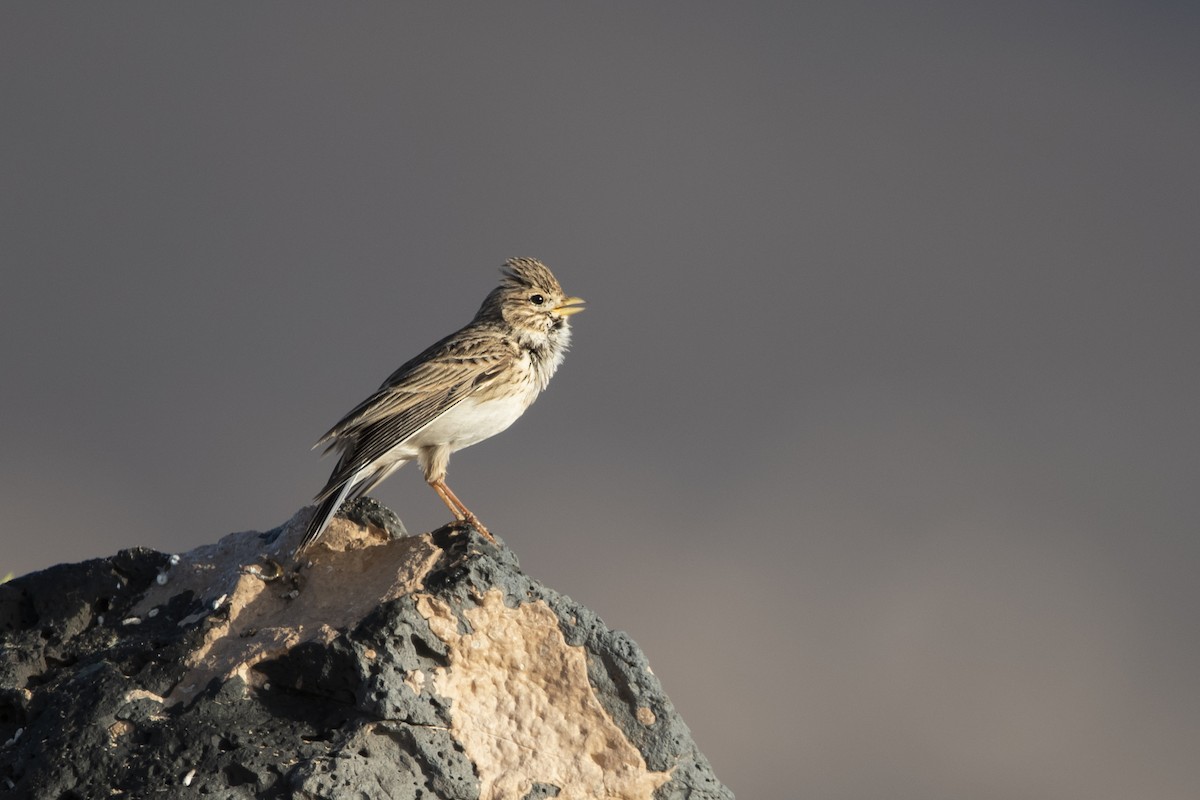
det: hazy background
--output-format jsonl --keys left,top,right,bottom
{"left": 3, "top": 3, "right": 1198, "bottom": 796}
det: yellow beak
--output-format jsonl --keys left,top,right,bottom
{"left": 555, "top": 296, "right": 586, "bottom": 316}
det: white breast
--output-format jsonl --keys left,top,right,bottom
{"left": 410, "top": 391, "right": 534, "bottom": 453}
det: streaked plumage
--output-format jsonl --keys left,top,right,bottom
{"left": 296, "top": 258, "right": 583, "bottom": 556}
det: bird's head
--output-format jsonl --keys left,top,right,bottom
{"left": 477, "top": 258, "right": 585, "bottom": 342}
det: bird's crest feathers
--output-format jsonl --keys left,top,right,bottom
{"left": 499, "top": 257, "right": 563, "bottom": 295}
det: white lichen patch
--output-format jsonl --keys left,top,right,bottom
{"left": 417, "top": 589, "right": 671, "bottom": 800}
{"left": 403, "top": 669, "right": 426, "bottom": 695}
{"left": 122, "top": 689, "right": 165, "bottom": 705}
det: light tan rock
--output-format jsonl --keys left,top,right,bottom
{"left": 132, "top": 512, "right": 440, "bottom": 704}
{"left": 418, "top": 589, "right": 672, "bottom": 800}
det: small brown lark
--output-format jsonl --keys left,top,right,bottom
{"left": 296, "top": 258, "right": 584, "bottom": 556}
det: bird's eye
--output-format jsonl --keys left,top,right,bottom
{"left": 529, "top": 294, "right": 545, "bottom": 305}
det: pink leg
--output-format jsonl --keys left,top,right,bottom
{"left": 428, "top": 478, "right": 495, "bottom": 542}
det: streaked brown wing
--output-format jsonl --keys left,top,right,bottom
{"left": 314, "top": 326, "right": 515, "bottom": 486}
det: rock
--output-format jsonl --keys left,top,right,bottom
{"left": 0, "top": 500, "right": 732, "bottom": 799}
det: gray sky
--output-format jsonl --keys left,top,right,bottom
{"left": 3, "top": 3, "right": 1198, "bottom": 797}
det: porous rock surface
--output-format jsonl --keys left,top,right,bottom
{"left": 0, "top": 499, "right": 732, "bottom": 799}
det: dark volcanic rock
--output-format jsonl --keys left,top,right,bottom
{"left": 0, "top": 501, "right": 732, "bottom": 799}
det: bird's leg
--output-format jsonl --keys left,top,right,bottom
{"left": 429, "top": 478, "right": 466, "bottom": 520}
{"left": 428, "top": 478, "right": 496, "bottom": 542}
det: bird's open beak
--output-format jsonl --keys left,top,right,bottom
{"left": 555, "top": 296, "right": 586, "bottom": 316}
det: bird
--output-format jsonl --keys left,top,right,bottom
{"left": 295, "top": 257, "right": 584, "bottom": 557}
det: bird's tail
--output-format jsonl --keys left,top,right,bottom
{"left": 294, "top": 478, "right": 355, "bottom": 559}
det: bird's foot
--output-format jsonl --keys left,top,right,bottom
{"left": 454, "top": 512, "right": 497, "bottom": 543}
